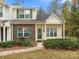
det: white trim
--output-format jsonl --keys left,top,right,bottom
{"left": 3, "top": 26, "right": 5, "bottom": 42}
{"left": 45, "top": 13, "right": 64, "bottom": 24}
{"left": 17, "top": 27, "right": 23, "bottom": 37}
{"left": 0, "top": 28, "right": 1, "bottom": 42}
{"left": 17, "top": 10, "right": 31, "bottom": 19}
{"left": 11, "top": 24, "right": 13, "bottom": 40}
{"left": 44, "top": 24, "right": 46, "bottom": 40}
{"left": 17, "top": 27, "right": 30, "bottom": 37}
{"left": 35, "top": 24, "right": 37, "bottom": 42}
{"left": 46, "top": 27, "right": 57, "bottom": 37}
{"left": 37, "top": 28, "right": 43, "bottom": 40}
{"left": 23, "top": 27, "right": 24, "bottom": 37}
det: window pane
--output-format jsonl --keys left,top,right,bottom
{"left": 18, "top": 33, "right": 23, "bottom": 36}
{"left": 19, "top": 14, "right": 24, "bottom": 18}
{"left": 19, "top": 10, "right": 24, "bottom": 14}
{"left": 50, "top": 28, "right": 53, "bottom": 37}
{"left": 37, "top": 29, "right": 42, "bottom": 39}
{"left": 25, "top": 14, "right": 30, "bottom": 18}
{"left": 17, "top": 28, "right": 23, "bottom": 37}
{"left": 54, "top": 28, "right": 57, "bottom": 36}
{"left": 0, "top": 7, "right": 3, "bottom": 17}
{"left": 24, "top": 27, "right": 30, "bottom": 36}
{"left": 17, "top": 10, "right": 24, "bottom": 18}
{"left": 18, "top": 28, "right": 23, "bottom": 32}
{"left": 46, "top": 28, "right": 50, "bottom": 37}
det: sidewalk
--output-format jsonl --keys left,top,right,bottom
{"left": 0, "top": 42, "right": 43, "bottom": 56}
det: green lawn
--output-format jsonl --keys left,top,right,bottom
{"left": 0, "top": 49, "right": 79, "bottom": 59}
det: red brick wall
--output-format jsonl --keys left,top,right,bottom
{"left": 13, "top": 24, "right": 35, "bottom": 42}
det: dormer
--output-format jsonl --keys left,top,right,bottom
{"left": 10, "top": 5, "right": 38, "bottom": 20}
{"left": 16, "top": 8, "right": 37, "bottom": 20}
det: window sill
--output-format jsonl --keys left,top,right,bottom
{"left": 17, "top": 36, "right": 32, "bottom": 39}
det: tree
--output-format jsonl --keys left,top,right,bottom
{"left": 62, "top": 4, "right": 79, "bottom": 36}
{"left": 61, "top": 2, "right": 70, "bottom": 36}
{"left": 69, "top": 5, "right": 79, "bottom": 36}
{"left": 74, "top": 29, "right": 79, "bottom": 40}
{"left": 62, "top": 2, "right": 70, "bottom": 20}
{"left": 48, "top": 0, "right": 59, "bottom": 14}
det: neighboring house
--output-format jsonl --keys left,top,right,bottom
{"left": 0, "top": 0, "right": 65, "bottom": 42}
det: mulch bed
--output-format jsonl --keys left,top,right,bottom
{"left": 0, "top": 45, "right": 31, "bottom": 52}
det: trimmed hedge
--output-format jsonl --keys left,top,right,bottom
{"left": 15, "top": 39, "right": 32, "bottom": 47}
{"left": 0, "top": 41, "right": 15, "bottom": 48}
{"left": 0, "top": 39, "right": 32, "bottom": 48}
{"left": 43, "top": 39, "right": 79, "bottom": 50}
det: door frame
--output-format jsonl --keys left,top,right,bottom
{"left": 37, "top": 28, "right": 43, "bottom": 41}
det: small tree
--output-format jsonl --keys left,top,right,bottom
{"left": 74, "top": 29, "right": 79, "bottom": 40}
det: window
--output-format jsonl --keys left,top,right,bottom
{"left": 54, "top": 28, "right": 57, "bottom": 36}
{"left": 17, "top": 9, "right": 32, "bottom": 19}
{"left": 25, "top": 14, "right": 30, "bottom": 18}
{"left": 77, "top": 0, "right": 79, "bottom": 5}
{"left": 24, "top": 27, "right": 30, "bottom": 36}
{"left": 0, "top": 7, "right": 3, "bottom": 17}
{"left": 17, "top": 27, "right": 31, "bottom": 37}
{"left": 18, "top": 10, "right": 24, "bottom": 18}
{"left": 17, "top": 28, "right": 23, "bottom": 37}
{"left": 46, "top": 28, "right": 57, "bottom": 37}
{"left": 47, "top": 28, "right": 50, "bottom": 37}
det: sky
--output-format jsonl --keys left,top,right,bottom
{"left": 6, "top": 0, "right": 67, "bottom": 10}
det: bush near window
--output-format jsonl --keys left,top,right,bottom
{"left": 0, "top": 41, "right": 15, "bottom": 48}
{"left": 0, "top": 39, "right": 32, "bottom": 48}
{"left": 43, "top": 39, "right": 79, "bottom": 50}
{"left": 15, "top": 39, "right": 32, "bottom": 47}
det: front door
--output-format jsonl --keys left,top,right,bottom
{"left": 37, "top": 28, "right": 43, "bottom": 41}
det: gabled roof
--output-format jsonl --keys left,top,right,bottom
{"left": 45, "top": 13, "right": 64, "bottom": 24}
{"left": 9, "top": 13, "right": 64, "bottom": 24}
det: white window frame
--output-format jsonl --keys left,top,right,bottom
{"left": 17, "top": 27, "right": 23, "bottom": 37}
{"left": 17, "top": 27, "right": 30, "bottom": 37}
{"left": 17, "top": 10, "right": 31, "bottom": 19}
{"left": 46, "top": 28, "right": 57, "bottom": 37}
{"left": 24, "top": 27, "right": 30, "bottom": 37}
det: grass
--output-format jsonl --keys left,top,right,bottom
{"left": 0, "top": 49, "right": 79, "bottom": 59}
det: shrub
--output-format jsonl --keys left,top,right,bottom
{"left": 74, "top": 29, "right": 79, "bottom": 40}
{"left": 15, "top": 39, "right": 32, "bottom": 47}
{"left": 0, "top": 41, "right": 15, "bottom": 48}
{"left": 0, "top": 39, "right": 32, "bottom": 48}
{"left": 43, "top": 39, "right": 79, "bottom": 50}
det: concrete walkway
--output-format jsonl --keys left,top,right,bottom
{"left": 0, "top": 42, "right": 43, "bottom": 56}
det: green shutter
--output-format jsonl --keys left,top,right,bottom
{"left": 17, "top": 9, "right": 19, "bottom": 18}
{"left": 29, "top": 27, "right": 32, "bottom": 36}
{"left": 30, "top": 9, "right": 32, "bottom": 18}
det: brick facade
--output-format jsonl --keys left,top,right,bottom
{"left": 13, "top": 24, "right": 35, "bottom": 41}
